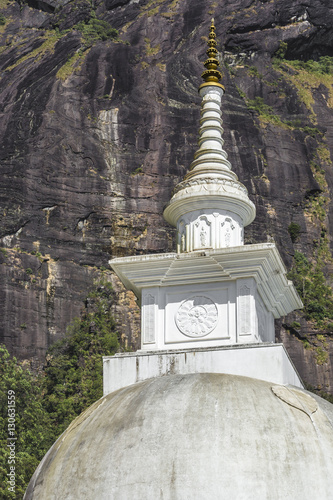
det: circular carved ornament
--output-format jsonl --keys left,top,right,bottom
{"left": 176, "top": 296, "right": 218, "bottom": 338}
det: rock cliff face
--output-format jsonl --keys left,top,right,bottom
{"left": 0, "top": 0, "right": 333, "bottom": 393}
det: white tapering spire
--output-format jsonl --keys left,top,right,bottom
{"left": 187, "top": 86, "right": 234, "bottom": 180}
{"left": 163, "top": 22, "right": 255, "bottom": 253}
{"left": 109, "top": 21, "right": 303, "bottom": 355}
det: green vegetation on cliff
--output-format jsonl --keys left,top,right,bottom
{"left": 273, "top": 47, "right": 333, "bottom": 123}
{"left": 74, "top": 17, "right": 119, "bottom": 46}
{"left": 288, "top": 251, "right": 333, "bottom": 328}
{"left": 247, "top": 96, "right": 286, "bottom": 127}
{"left": 0, "top": 280, "right": 119, "bottom": 499}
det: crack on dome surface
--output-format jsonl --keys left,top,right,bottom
{"left": 271, "top": 385, "right": 318, "bottom": 418}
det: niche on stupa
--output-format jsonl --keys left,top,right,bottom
{"left": 194, "top": 216, "right": 212, "bottom": 250}
{"left": 220, "top": 217, "right": 235, "bottom": 248}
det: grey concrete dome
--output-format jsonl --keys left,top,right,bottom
{"left": 25, "top": 373, "right": 333, "bottom": 500}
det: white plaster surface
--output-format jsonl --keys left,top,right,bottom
{"left": 110, "top": 243, "right": 302, "bottom": 317}
{"left": 110, "top": 243, "right": 302, "bottom": 350}
{"left": 141, "top": 281, "right": 238, "bottom": 350}
{"left": 176, "top": 209, "right": 244, "bottom": 253}
{"left": 109, "top": 88, "right": 301, "bottom": 353}
{"left": 25, "top": 373, "right": 333, "bottom": 500}
{"left": 103, "top": 343, "right": 303, "bottom": 395}
{"left": 163, "top": 86, "right": 256, "bottom": 239}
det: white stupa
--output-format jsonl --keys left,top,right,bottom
{"left": 25, "top": 22, "right": 333, "bottom": 500}
{"left": 106, "top": 19, "right": 303, "bottom": 393}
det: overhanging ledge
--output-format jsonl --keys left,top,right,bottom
{"left": 103, "top": 343, "right": 304, "bottom": 396}
{"left": 109, "top": 242, "right": 303, "bottom": 316}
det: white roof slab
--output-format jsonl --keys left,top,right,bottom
{"left": 109, "top": 242, "right": 302, "bottom": 317}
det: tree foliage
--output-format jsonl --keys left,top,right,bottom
{"left": 288, "top": 251, "right": 333, "bottom": 327}
{"left": 42, "top": 280, "right": 119, "bottom": 434}
{"left": 274, "top": 41, "right": 287, "bottom": 60}
{"left": 274, "top": 41, "right": 333, "bottom": 75}
{"left": 287, "top": 222, "right": 301, "bottom": 242}
{"left": 75, "top": 18, "right": 119, "bottom": 47}
{"left": 290, "top": 56, "right": 333, "bottom": 76}
{"left": 0, "top": 280, "right": 119, "bottom": 498}
{"left": 0, "top": 347, "right": 53, "bottom": 499}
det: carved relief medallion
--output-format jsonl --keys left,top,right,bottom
{"left": 176, "top": 296, "right": 218, "bottom": 338}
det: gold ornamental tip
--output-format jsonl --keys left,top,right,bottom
{"left": 199, "top": 18, "right": 225, "bottom": 91}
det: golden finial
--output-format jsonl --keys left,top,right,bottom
{"left": 199, "top": 18, "right": 224, "bottom": 91}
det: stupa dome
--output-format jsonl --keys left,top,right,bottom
{"left": 25, "top": 373, "right": 333, "bottom": 499}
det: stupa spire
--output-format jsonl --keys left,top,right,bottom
{"left": 163, "top": 21, "right": 256, "bottom": 253}
{"left": 109, "top": 21, "right": 303, "bottom": 355}
{"left": 200, "top": 19, "right": 224, "bottom": 89}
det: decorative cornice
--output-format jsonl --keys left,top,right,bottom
{"left": 171, "top": 177, "right": 249, "bottom": 197}
{"left": 163, "top": 184, "right": 256, "bottom": 228}
{"left": 109, "top": 243, "right": 303, "bottom": 316}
